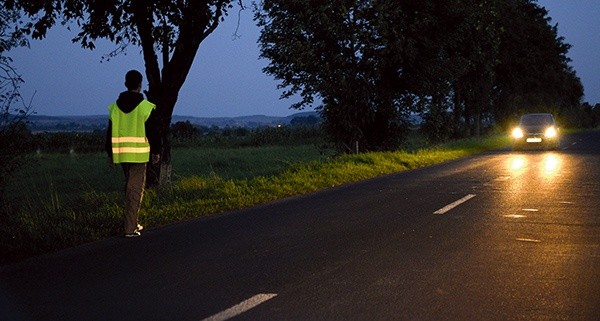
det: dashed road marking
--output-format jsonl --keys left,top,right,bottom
{"left": 516, "top": 238, "right": 541, "bottom": 243}
{"left": 433, "top": 194, "right": 476, "bottom": 215}
{"left": 201, "top": 293, "right": 277, "bottom": 321}
{"left": 504, "top": 214, "right": 526, "bottom": 218}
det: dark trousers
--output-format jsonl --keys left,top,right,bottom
{"left": 121, "top": 163, "right": 147, "bottom": 233}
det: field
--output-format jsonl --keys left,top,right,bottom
{"left": 1, "top": 136, "right": 510, "bottom": 264}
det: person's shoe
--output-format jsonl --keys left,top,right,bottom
{"left": 136, "top": 224, "right": 144, "bottom": 231}
{"left": 124, "top": 231, "right": 141, "bottom": 238}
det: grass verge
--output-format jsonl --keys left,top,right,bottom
{"left": 1, "top": 135, "right": 509, "bottom": 264}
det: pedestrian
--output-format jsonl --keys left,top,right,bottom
{"left": 105, "top": 69, "right": 161, "bottom": 238}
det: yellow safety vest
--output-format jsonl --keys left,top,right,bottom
{"left": 108, "top": 100, "right": 155, "bottom": 164}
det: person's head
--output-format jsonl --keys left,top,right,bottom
{"left": 125, "top": 70, "right": 143, "bottom": 92}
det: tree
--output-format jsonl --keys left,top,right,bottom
{"left": 0, "top": 5, "right": 32, "bottom": 197}
{"left": 397, "top": 0, "right": 501, "bottom": 141}
{"left": 493, "top": 0, "right": 583, "bottom": 126}
{"left": 256, "top": 0, "right": 410, "bottom": 152}
{"left": 8, "top": 0, "right": 243, "bottom": 185}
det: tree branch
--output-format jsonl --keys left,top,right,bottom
{"left": 131, "top": 0, "right": 161, "bottom": 98}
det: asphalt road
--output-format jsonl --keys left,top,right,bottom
{"left": 2, "top": 131, "right": 600, "bottom": 321}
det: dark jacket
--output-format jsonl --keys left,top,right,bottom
{"left": 105, "top": 91, "right": 162, "bottom": 158}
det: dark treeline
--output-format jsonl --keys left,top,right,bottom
{"left": 170, "top": 120, "right": 324, "bottom": 148}
{"left": 256, "top": 0, "right": 588, "bottom": 151}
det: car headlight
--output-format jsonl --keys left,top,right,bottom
{"left": 512, "top": 127, "right": 524, "bottom": 139}
{"left": 544, "top": 126, "right": 557, "bottom": 138}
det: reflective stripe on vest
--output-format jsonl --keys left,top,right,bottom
{"left": 112, "top": 147, "right": 151, "bottom": 154}
{"left": 109, "top": 99, "right": 155, "bottom": 164}
{"left": 111, "top": 137, "right": 150, "bottom": 154}
{"left": 111, "top": 137, "right": 148, "bottom": 143}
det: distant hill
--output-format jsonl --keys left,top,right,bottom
{"left": 172, "top": 111, "right": 319, "bottom": 128}
{"left": 26, "top": 111, "right": 321, "bottom": 132}
{"left": 27, "top": 115, "right": 108, "bottom": 132}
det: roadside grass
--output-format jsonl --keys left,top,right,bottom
{"left": 171, "top": 145, "right": 334, "bottom": 180}
{"left": 1, "top": 135, "right": 509, "bottom": 264}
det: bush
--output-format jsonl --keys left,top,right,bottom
{"left": 0, "top": 113, "right": 34, "bottom": 196}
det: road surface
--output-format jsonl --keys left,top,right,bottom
{"left": 1, "top": 131, "right": 600, "bottom": 320}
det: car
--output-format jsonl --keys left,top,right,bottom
{"left": 511, "top": 113, "right": 560, "bottom": 150}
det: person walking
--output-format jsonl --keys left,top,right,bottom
{"left": 105, "top": 69, "right": 161, "bottom": 237}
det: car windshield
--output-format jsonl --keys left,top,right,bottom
{"left": 520, "top": 114, "right": 553, "bottom": 126}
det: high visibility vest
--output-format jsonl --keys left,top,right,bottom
{"left": 108, "top": 100, "right": 155, "bottom": 164}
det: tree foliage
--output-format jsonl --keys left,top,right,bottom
{"left": 256, "top": 0, "right": 413, "bottom": 151}
{"left": 255, "top": 0, "right": 584, "bottom": 149}
{"left": 7, "top": 0, "right": 242, "bottom": 185}
{"left": 1, "top": 5, "right": 33, "bottom": 197}
{"left": 493, "top": 0, "right": 583, "bottom": 126}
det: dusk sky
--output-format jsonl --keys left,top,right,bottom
{"left": 8, "top": 1, "right": 600, "bottom": 118}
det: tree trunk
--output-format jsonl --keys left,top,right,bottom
{"left": 146, "top": 123, "right": 172, "bottom": 187}
{"left": 156, "top": 109, "right": 173, "bottom": 186}
{"left": 146, "top": 91, "right": 176, "bottom": 187}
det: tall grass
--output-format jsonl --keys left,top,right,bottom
{"left": 1, "top": 135, "right": 509, "bottom": 264}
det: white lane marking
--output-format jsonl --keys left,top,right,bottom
{"left": 504, "top": 214, "right": 526, "bottom": 218}
{"left": 433, "top": 194, "right": 476, "bottom": 215}
{"left": 201, "top": 293, "right": 277, "bottom": 321}
{"left": 522, "top": 208, "right": 539, "bottom": 212}
{"left": 563, "top": 142, "right": 576, "bottom": 150}
{"left": 516, "top": 238, "right": 541, "bottom": 243}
